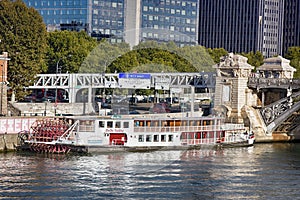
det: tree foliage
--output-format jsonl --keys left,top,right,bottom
{"left": 80, "top": 40, "right": 130, "bottom": 73}
{"left": 207, "top": 48, "right": 228, "bottom": 63}
{"left": 0, "top": 0, "right": 48, "bottom": 100}
{"left": 47, "top": 30, "right": 98, "bottom": 73}
{"left": 285, "top": 46, "right": 300, "bottom": 78}
{"left": 109, "top": 48, "right": 195, "bottom": 73}
{"left": 241, "top": 51, "right": 264, "bottom": 69}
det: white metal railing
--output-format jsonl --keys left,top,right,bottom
{"left": 134, "top": 125, "right": 219, "bottom": 133}
{"left": 180, "top": 138, "right": 216, "bottom": 145}
{"left": 133, "top": 123, "right": 245, "bottom": 133}
{"left": 78, "top": 125, "right": 95, "bottom": 132}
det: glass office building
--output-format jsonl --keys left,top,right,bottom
{"left": 91, "top": 0, "right": 125, "bottom": 43}
{"left": 23, "top": 0, "right": 90, "bottom": 31}
{"left": 23, "top": 0, "right": 299, "bottom": 52}
{"left": 23, "top": 0, "right": 199, "bottom": 47}
{"left": 141, "top": 0, "right": 199, "bottom": 46}
{"left": 283, "top": 0, "right": 300, "bottom": 54}
{"left": 198, "top": 0, "right": 285, "bottom": 58}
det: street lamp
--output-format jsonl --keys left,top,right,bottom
{"left": 54, "top": 55, "right": 71, "bottom": 116}
{"left": 54, "top": 59, "right": 62, "bottom": 116}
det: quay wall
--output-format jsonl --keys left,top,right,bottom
{"left": 0, "top": 117, "right": 40, "bottom": 152}
{"left": 0, "top": 133, "right": 19, "bottom": 152}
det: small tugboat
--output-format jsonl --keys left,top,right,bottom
{"left": 18, "top": 114, "right": 254, "bottom": 154}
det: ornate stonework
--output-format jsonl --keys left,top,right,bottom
{"left": 214, "top": 52, "right": 254, "bottom": 78}
{"left": 213, "top": 53, "right": 254, "bottom": 123}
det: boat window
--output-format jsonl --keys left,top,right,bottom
{"left": 79, "top": 120, "right": 95, "bottom": 132}
{"left": 123, "top": 121, "right": 129, "bottom": 128}
{"left": 99, "top": 121, "right": 105, "bottom": 128}
{"left": 151, "top": 120, "right": 159, "bottom": 127}
{"left": 107, "top": 121, "right": 113, "bottom": 128}
{"left": 138, "top": 135, "right": 144, "bottom": 142}
{"left": 161, "top": 135, "right": 166, "bottom": 142}
{"left": 115, "top": 121, "right": 121, "bottom": 128}
{"left": 153, "top": 135, "right": 159, "bottom": 142}
{"left": 135, "top": 121, "right": 140, "bottom": 127}
{"left": 168, "top": 134, "right": 173, "bottom": 142}
{"left": 146, "top": 135, "right": 152, "bottom": 142}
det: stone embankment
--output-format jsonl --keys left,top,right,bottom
{"left": 0, "top": 133, "right": 19, "bottom": 152}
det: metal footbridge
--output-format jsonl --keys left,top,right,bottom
{"left": 29, "top": 72, "right": 216, "bottom": 103}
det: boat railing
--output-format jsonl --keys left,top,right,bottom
{"left": 220, "top": 123, "right": 245, "bottom": 130}
{"left": 223, "top": 133, "right": 248, "bottom": 143}
{"left": 180, "top": 138, "right": 216, "bottom": 145}
{"left": 78, "top": 125, "right": 95, "bottom": 132}
{"left": 134, "top": 125, "right": 224, "bottom": 133}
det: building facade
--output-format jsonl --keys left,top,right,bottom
{"left": 23, "top": 0, "right": 91, "bottom": 31}
{"left": 198, "top": 0, "right": 285, "bottom": 58}
{"left": 283, "top": 0, "right": 300, "bottom": 54}
{"left": 23, "top": 0, "right": 299, "bottom": 54}
{"left": 23, "top": 0, "right": 200, "bottom": 47}
{"left": 140, "top": 0, "right": 199, "bottom": 46}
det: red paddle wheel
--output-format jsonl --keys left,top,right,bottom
{"left": 29, "top": 118, "right": 71, "bottom": 154}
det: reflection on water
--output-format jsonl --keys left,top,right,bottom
{"left": 0, "top": 143, "right": 300, "bottom": 199}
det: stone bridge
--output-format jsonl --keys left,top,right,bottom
{"left": 213, "top": 54, "right": 300, "bottom": 141}
{"left": 248, "top": 77, "right": 300, "bottom": 138}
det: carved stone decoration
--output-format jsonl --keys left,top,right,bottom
{"left": 213, "top": 53, "right": 254, "bottom": 77}
{"left": 260, "top": 97, "right": 294, "bottom": 125}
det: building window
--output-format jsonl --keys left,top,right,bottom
{"left": 168, "top": 135, "right": 173, "bottom": 142}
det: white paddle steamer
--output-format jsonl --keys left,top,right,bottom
{"left": 18, "top": 115, "right": 254, "bottom": 153}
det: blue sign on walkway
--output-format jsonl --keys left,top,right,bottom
{"left": 118, "top": 73, "right": 151, "bottom": 79}
{"left": 118, "top": 73, "right": 151, "bottom": 89}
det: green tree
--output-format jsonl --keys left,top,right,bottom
{"left": 176, "top": 45, "right": 215, "bottom": 72}
{"left": 241, "top": 51, "right": 264, "bottom": 69}
{"left": 285, "top": 46, "right": 300, "bottom": 78}
{"left": 0, "top": 0, "right": 48, "bottom": 100}
{"left": 80, "top": 40, "right": 130, "bottom": 73}
{"left": 207, "top": 48, "right": 228, "bottom": 63}
{"left": 132, "top": 40, "right": 214, "bottom": 72}
{"left": 47, "top": 30, "right": 98, "bottom": 73}
{"left": 110, "top": 48, "right": 196, "bottom": 73}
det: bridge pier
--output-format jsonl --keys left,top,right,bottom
{"left": 213, "top": 53, "right": 254, "bottom": 124}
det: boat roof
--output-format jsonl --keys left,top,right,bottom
{"left": 57, "top": 115, "right": 225, "bottom": 121}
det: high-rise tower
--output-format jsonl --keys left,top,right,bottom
{"left": 198, "top": 0, "right": 285, "bottom": 58}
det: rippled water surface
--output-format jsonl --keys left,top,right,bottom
{"left": 1, "top": 143, "right": 300, "bottom": 199}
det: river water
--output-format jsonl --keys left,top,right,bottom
{"left": 0, "top": 143, "right": 299, "bottom": 199}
